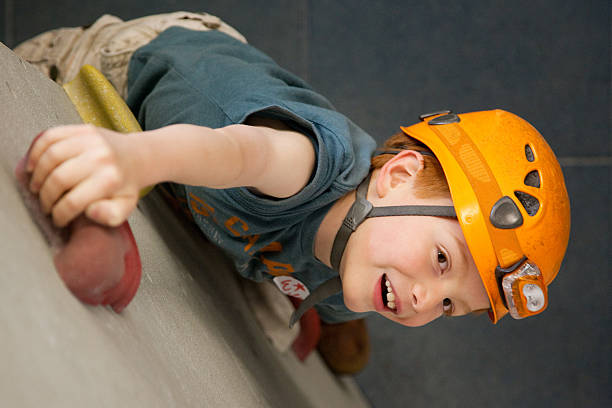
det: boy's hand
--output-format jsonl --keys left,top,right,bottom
{"left": 26, "top": 124, "right": 141, "bottom": 228}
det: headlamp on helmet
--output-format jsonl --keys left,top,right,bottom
{"left": 496, "top": 258, "right": 548, "bottom": 319}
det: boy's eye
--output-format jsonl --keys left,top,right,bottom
{"left": 437, "top": 250, "right": 449, "bottom": 270}
{"left": 443, "top": 298, "right": 454, "bottom": 316}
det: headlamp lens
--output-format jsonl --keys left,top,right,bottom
{"left": 522, "top": 283, "right": 545, "bottom": 312}
{"left": 501, "top": 260, "right": 548, "bottom": 319}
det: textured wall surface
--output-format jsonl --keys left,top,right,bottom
{"left": 2, "top": 1, "right": 610, "bottom": 407}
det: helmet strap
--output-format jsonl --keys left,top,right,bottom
{"left": 330, "top": 172, "right": 457, "bottom": 271}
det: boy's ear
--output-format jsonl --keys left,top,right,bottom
{"left": 375, "top": 150, "right": 425, "bottom": 197}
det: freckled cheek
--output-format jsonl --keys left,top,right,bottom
{"left": 367, "top": 231, "right": 420, "bottom": 271}
{"left": 362, "top": 225, "right": 398, "bottom": 264}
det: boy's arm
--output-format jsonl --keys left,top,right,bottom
{"left": 26, "top": 121, "right": 315, "bottom": 227}
{"left": 142, "top": 120, "right": 315, "bottom": 198}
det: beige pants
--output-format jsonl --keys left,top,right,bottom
{"left": 13, "top": 12, "right": 247, "bottom": 98}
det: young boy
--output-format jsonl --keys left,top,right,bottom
{"left": 15, "top": 12, "right": 570, "bottom": 370}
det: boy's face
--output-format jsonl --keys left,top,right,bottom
{"left": 338, "top": 154, "right": 490, "bottom": 327}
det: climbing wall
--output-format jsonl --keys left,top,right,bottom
{"left": 0, "top": 42, "right": 369, "bottom": 408}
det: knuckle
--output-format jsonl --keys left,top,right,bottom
{"left": 44, "top": 144, "right": 60, "bottom": 162}
{"left": 104, "top": 167, "right": 122, "bottom": 189}
{"left": 80, "top": 124, "right": 97, "bottom": 135}
{"left": 93, "top": 144, "right": 115, "bottom": 164}
{"left": 40, "top": 127, "right": 57, "bottom": 141}
{"left": 81, "top": 126, "right": 104, "bottom": 145}
{"left": 44, "top": 127, "right": 68, "bottom": 144}
{"left": 61, "top": 194, "right": 80, "bottom": 214}
{"left": 48, "top": 169, "right": 67, "bottom": 189}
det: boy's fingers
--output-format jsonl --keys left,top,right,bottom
{"left": 30, "top": 137, "right": 93, "bottom": 194}
{"left": 85, "top": 197, "right": 137, "bottom": 227}
{"left": 26, "top": 125, "right": 89, "bottom": 173}
{"left": 38, "top": 155, "right": 97, "bottom": 214}
{"left": 50, "top": 167, "right": 128, "bottom": 228}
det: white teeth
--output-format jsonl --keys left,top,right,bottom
{"left": 383, "top": 276, "right": 396, "bottom": 310}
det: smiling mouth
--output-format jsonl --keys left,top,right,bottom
{"left": 381, "top": 274, "right": 396, "bottom": 311}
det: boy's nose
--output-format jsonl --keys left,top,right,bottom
{"left": 411, "top": 282, "right": 441, "bottom": 313}
{"left": 411, "top": 283, "right": 426, "bottom": 311}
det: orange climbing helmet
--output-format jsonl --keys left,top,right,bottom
{"left": 400, "top": 110, "right": 570, "bottom": 323}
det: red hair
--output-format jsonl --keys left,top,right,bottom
{"left": 370, "top": 132, "right": 450, "bottom": 198}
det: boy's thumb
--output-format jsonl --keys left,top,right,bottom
{"left": 86, "top": 197, "right": 135, "bottom": 227}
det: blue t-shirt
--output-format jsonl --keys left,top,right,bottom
{"left": 126, "top": 27, "right": 376, "bottom": 322}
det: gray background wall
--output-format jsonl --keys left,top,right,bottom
{"left": 2, "top": 1, "right": 610, "bottom": 407}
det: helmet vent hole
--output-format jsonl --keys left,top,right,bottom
{"left": 514, "top": 191, "right": 540, "bottom": 216}
{"left": 524, "top": 170, "right": 541, "bottom": 188}
{"left": 525, "top": 145, "right": 535, "bottom": 162}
